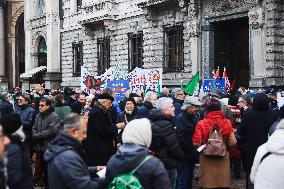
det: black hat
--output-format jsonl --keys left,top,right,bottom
{"left": 205, "top": 98, "right": 221, "bottom": 112}
{"left": 20, "top": 93, "right": 31, "bottom": 103}
{"left": 125, "top": 97, "right": 137, "bottom": 106}
{"left": 97, "top": 93, "right": 114, "bottom": 102}
{"left": 0, "top": 113, "right": 22, "bottom": 135}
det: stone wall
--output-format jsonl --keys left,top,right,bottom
{"left": 61, "top": 0, "right": 194, "bottom": 88}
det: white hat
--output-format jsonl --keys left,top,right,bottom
{"left": 122, "top": 118, "right": 152, "bottom": 148}
{"left": 183, "top": 96, "right": 202, "bottom": 106}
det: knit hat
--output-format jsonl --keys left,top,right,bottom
{"left": 20, "top": 93, "right": 31, "bottom": 103}
{"left": 205, "top": 98, "right": 221, "bottom": 112}
{"left": 0, "top": 113, "right": 22, "bottom": 135}
{"left": 122, "top": 118, "right": 152, "bottom": 148}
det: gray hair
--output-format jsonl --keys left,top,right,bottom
{"left": 171, "top": 88, "right": 183, "bottom": 98}
{"left": 98, "top": 99, "right": 108, "bottom": 104}
{"left": 240, "top": 95, "right": 252, "bottom": 105}
{"left": 156, "top": 97, "right": 173, "bottom": 111}
{"left": 63, "top": 113, "right": 81, "bottom": 132}
{"left": 181, "top": 104, "right": 190, "bottom": 111}
{"left": 1, "top": 92, "right": 9, "bottom": 100}
{"left": 144, "top": 91, "right": 157, "bottom": 103}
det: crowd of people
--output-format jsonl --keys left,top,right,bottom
{"left": 0, "top": 85, "right": 283, "bottom": 189}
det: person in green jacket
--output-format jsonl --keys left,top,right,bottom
{"left": 54, "top": 94, "right": 72, "bottom": 122}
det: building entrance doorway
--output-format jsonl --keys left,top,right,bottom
{"left": 214, "top": 17, "right": 249, "bottom": 88}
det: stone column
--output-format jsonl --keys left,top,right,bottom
{"left": 248, "top": 7, "right": 265, "bottom": 88}
{"left": 45, "top": 0, "right": 61, "bottom": 89}
{"left": 0, "top": 6, "right": 5, "bottom": 77}
{"left": 24, "top": 0, "right": 33, "bottom": 72}
{"left": 187, "top": 0, "right": 201, "bottom": 75}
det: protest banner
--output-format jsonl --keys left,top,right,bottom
{"left": 107, "top": 79, "right": 129, "bottom": 102}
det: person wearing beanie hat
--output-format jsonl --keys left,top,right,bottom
{"left": 1, "top": 113, "right": 33, "bottom": 189}
{"left": 106, "top": 119, "right": 171, "bottom": 189}
{"left": 193, "top": 97, "right": 236, "bottom": 188}
{"left": 116, "top": 98, "right": 139, "bottom": 146}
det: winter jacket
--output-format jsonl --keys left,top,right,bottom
{"left": 54, "top": 105, "right": 72, "bottom": 122}
{"left": 112, "top": 100, "right": 121, "bottom": 117}
{"left": 250, "top": 122, "right": 284, "bottom": 189}
{"left": 44, "top": 132, "right": 104, "bottom": 189}
{"left": 70, "top": 101, "right": 84, "bottom": 114}
{"left": 173, "top": 98, "right": 183, "bottom": 122}
{"left": 14, "top": 105, "right": 35, "bottom": 141}
{"left": 116, "top": 108, "right": 138, "bottom": 144}
{"left": 149, "top": 108, "right": 184, "bottom": 169}
{"left": 85, "top": 105, "right": 117, "bottom": 166}
{"left": 0, "top": 100, "right": 13, "bottom": 118}
{"left": 7, "top": 135, "right": 33, "bottom": 189}
{"left": 32, "top": 109, "right": 61, "bottom": 152}
{"left": 193, "top": 110, "right": 236, "bottom": 188}
{"left": 136, "top": 101, "right": 154, "bottom": 119}
{"left": 175, "top": 110, "right": 198, "bottom": 162}
{"left": 106, "top": 143, "right": 171, "bottom": 189}
{"left": 237, "top": 93, "right": 278, "bottom": 173}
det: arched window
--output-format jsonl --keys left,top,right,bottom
{"left": 38, "top": 37, "right": 47, "bottom": 67}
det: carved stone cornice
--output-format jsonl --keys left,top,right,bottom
{"left": 29, "top": 15, "right": 46, "bottom": 29}
{"left": 248, "top": 6, "right": 265, "bottom": 29}
{"left": 78, "top": 0, "right": 118, "bottom": 25}
{"left": 46, "top": 13, "right": 59, "bottom": 25}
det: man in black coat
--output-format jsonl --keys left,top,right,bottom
{"left": 0, "top": 92, "right": 13, "bottom": 117}
{"left": 175, "top": 96, "right": 201, "bottom": 189}
{"left": 149, "top": 97, "right": 184, "bottom": 189}
{"left": 237, "top": 93, "right": 278, "bottom": 189}
{"left": 44, "top": 113, "right": 104, "bottom": 189}
{"left": 85, "top": 93, "right": 118, "bottom": 166}
{"left": 70, "top": 93, "right": 86, "bottom": 114}
{"left": 136, "top": 91, "right": 157, "bottom": 119}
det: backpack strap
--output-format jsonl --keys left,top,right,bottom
{"left": 260, "top": 152, "right": 271, "bottom": 164}
{"left": 131, "top": 155, "right": 152, "bottom": 174}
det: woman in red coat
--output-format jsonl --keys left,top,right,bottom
{"left": 193, "top": 98, "right": 236, "bottom": 189}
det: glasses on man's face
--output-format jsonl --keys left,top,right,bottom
{"left": 39, "top": 104, "right": 46, "bottom": 108}
{"left": 18, "top": 98, "right": 24, "bottom": 102}
{"left": 238, "top": 101, "right": 245, "bottom": 104}
{"left": 177, "top": 93, "right": 185, "bottom": 96}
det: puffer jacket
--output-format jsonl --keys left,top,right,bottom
{"left": 106, "top": 143, "right": 170, "bottom": 189}
{"left": 250, "top": 119, "right": 284, "bottom": 189}
{"left": 149, "top": 108, "right": 184, "bottom": 169}
{"left": 44, "top": 132, "right": 104, "bottom": 189}
{"left": 32, "top": 108, "right": 61, "bottom": 152}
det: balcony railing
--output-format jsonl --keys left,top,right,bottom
{"left": 78, "top": 0, "right": 119, "bottom": 25}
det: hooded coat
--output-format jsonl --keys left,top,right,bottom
{"left": 250, "top": 119, "right": 284, "bottom": 189}
{"left": 85, "top": 105, "right": 117, "bottom": 166}
{"left": 149, "top": 108, "right": 184, "bottom": 169}
{"left": 193, "top": 110, "right": 236, "bottom": 188}
{"left": 44, "top": 132, "right": 104, "bottom": 189}
{"left": 237, "top": 93, "right": 278, "bottom": 173}
{"left": 7, "top": 134, "right": 33, "bottom": 189}
{"left": 106, "top": 144, "right": 170, "bottom": 189}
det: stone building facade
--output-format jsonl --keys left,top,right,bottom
{"left": 0, "top": 0, "right": 25, "bottom": 88}
{"left": 24, "top": 0, "right": 284, "bottom": 90}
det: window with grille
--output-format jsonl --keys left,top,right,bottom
{"left": 72, "top": 41, "right": 83, "bottom": 76}
{"left": 77, "top": 0, "right": 82, "bottom": 10}
{"left": 163, "top": 24, "right": 184, "bottom": 72}
{"left": 128, "top": 32, "right": 143, "bottom": 71}
{"left": 97, "top": 37, "right": 110, "bottom": 75}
